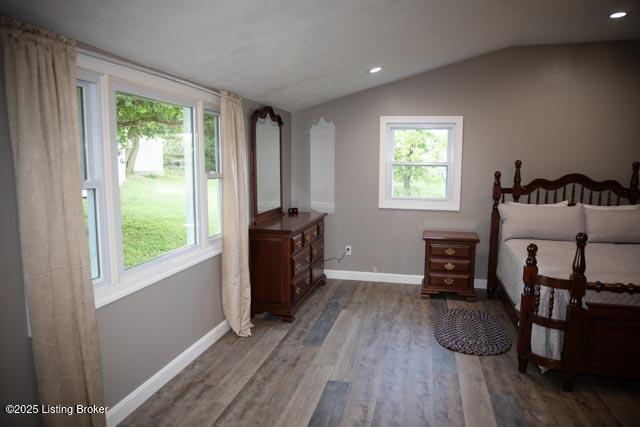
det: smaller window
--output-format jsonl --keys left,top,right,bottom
{"left": 204, "top": 110, "right": 221, "bottom": 237}
{"left": 78, "top": 81, "right": 102, "bottom": 279}
{"left": 379, "top": 116, "right": 463, "bottom": 211}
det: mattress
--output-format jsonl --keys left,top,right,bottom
{"left": 497, "top": 239, "right": 640, "bottom": 361}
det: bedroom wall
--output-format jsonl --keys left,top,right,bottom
{"left": 291, "top": 40, "right": 640, "bottom": 279}
{"left": 0, "top": 41, "right": 293, "bottom": 415}
{"left": 0, "top": 44, "right": 41, "bottom": 427}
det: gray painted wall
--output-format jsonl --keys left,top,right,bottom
{"left": 291, "top": 41, "right": 640, "bottom": 279}
{"left": 0, "top": 42, "right": 293, "bottom": 412}
{"left": 0, "top": 44, "right": 41, "bottom": 427}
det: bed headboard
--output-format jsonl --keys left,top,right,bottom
{"left": 487, "top": 160, "right": 639, "bottom": 298}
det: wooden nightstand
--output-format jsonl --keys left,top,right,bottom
{"left": 421, "top": 230, "right": 480, "bottom": 301}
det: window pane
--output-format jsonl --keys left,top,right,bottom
{"left": 392, "top": 165, "right": 447, "bottom": 199}
{"left": 82, "top": 189, "right": 100, "bottom": 279}
{"left": 77, "top": 86, "right": 88, "bottom": 180}
{"left": 208, "top": 178, "right": 221, "bottom": 236}
{"left": 116, "top": 92, "right": 196, "bottom": 269}
{"left": 392, "top": 128, "right": 448, "bottom": 163}
{"left": 204, "top": 111, "right": 219, "bottom": 174}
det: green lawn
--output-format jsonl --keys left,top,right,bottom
{"left": 119, "top": 174, "right": 220, "bottom": 268}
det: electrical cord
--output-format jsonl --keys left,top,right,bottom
{"left": 325, "top": 249, "right": 347, "bottom": 264}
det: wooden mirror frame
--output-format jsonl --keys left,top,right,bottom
{"left": 251, "top": 106, "right": 284, "bottom": 224}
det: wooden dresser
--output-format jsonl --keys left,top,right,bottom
{"left": 421, "top": 230, "right": 480, "bottom": 301}
{"left": 250, "top": 212, "right": 327, "bottom": 322}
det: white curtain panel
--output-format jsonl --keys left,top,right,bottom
{"left": 220, "top": 92, "right": 253, "bottom": 337}
{"left": 1, "top": 18, "right": 105, "bottom": 426}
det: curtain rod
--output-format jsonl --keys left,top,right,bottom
{"left": 77, "top": 45, "right": 229, "bottom": 99}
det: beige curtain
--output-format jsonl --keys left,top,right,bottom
{"left": 220, "top": 92, "right": 253, "bottom": 337}
{"left": 1, "top": 18, "right": 105, "bottom": 426}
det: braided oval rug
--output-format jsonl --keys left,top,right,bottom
{"left": 432, "top": 308, "right": 512, "bottom": 356}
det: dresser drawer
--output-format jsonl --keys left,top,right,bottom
{"left": 428, "top": 273, "right": 471, "bottom": 289}
{"left": 291, "top": 233, "right": 304, "bottom": 252}
{"left": 429, "top": 258, "right": 471, "bottom": 274}
{"left": 292, "top": 247, "right": 311, "bottom": 276}
{"left": 304, "top": 224, "right": 318, "bottom": 246}
{"left": 311, "top": 238, "right": 324, "bottom": 262}
{"left": 292, "top": 270, "right": 312, "bottom": 303}
{"left": 311, "top": 258, "right": 324, "bottom": 283}
{"left": 429, "top": 242, "right": 472, "bottom": 259}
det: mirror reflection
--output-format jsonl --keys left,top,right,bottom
{"left": 256, "top": 117, "right": 281, "bottom": 213}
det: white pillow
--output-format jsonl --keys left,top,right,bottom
{"left": 585, "top": 208, "right": 640, "bottom": 243}
{"left": 498, "top": 204, "right": 584, "bottom": 241}
{"left": 578, "top": 203, "right": 639, "bottom": 211}
{"left": 506, "top": 201, "right": 569, "bottom": 207}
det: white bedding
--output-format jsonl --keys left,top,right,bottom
{"left": 497, "top": 239, "right": 640, "bottom": 361}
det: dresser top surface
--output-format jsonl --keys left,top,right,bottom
{"left": 422, "top": 229, "right": 480, "bottom": 242}
{"left": 251, "top": 212, "right": 326, "bottom": 233}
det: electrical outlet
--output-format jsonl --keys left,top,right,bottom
{"left": 345, "top": 245, "right": 352, "bottom": 256}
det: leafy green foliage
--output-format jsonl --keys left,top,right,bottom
{"left": 204, "top": 112, "right": 219, "bottom": 173}
{"left": 392, "top": 129, "right": 448, "bottom": 199}
{"left": 116, "top": 92, "right": 185, "bottom": 174}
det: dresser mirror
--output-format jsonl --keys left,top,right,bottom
{"left": 251, "top": 106, "right": 284, "bottom": 224}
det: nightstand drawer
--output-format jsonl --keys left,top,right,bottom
{"left": 429, "top": 243, "right": 472, "bottom": 259}
{"left": 428, "top": 273, "right": 471, "bottom": 289}
{"left": 429, "top": 258, "right": 471, "bottom": 274}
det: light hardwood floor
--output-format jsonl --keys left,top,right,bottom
{"left": 122, "top": 280, "right": 640, "bottom": 426}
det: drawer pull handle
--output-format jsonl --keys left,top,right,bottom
{"left": 296, "top": 263, "right": 302, "bottom": 270}
{"left": 445, "top": 248, "right": 456, "bottom": 256}
{"left": 444, "top": 262, "right": 455, "bottom": 271}
{"left": 313, "top": 231, "right": 317, "bottom": 237}
{"left": 305, "top": 255, "right": 311, "bottom": 262}
{"left": 444, "top": 277, "right": 454, "bottom": 285}
{"left": 305, "top": 278, "right": 310, "bottom": 285}
{"left": 295, "top": 240, "right": 302, "bottom": 248}
{"left": 295, "top": 287, "right": 301, "bottom": 294}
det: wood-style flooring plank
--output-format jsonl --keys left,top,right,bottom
{"left": 276, "top": 308, "right": 361, "bottom": 426}
{"left": 431, "top": 297, "right": 465, "bottom": 427}
{"left": 308, "top": 380, "right": 351, "bottom": 427}
{"left": 447, "top": 298, "right": 497, "bottom": 427}
{"left": 122, "top": 281, "right": 640, "bottom": 427}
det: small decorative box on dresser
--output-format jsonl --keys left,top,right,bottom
{"left": 250, "top": 212, "right": 327, "bottom": 322}
{"left": 421, "top": 230, "right": 480, "bottom": 301}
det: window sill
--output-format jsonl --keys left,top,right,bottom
{"left": 93, "top": 237, "right": 222, "bottom": 309}
{"left": 379, "top": 199, "right": 460, "bottom": 211}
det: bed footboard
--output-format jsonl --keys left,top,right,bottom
{"left": 517, "top": 233, "right": 640, "bottom": 391}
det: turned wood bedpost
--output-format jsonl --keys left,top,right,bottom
{"left": 518, "top": 243, "right": 538, "bottom": 373}
{"left": 487, "top": 170, "right": 502, "bottom": 298}
{"left": 512, "top": 160, "right": 523, "bottom": 202}
{"left": 562, "top": 233, "right": 588, "bottom": 392}
{"left": 629, "top": 162, "right": 639, "bottom": 204}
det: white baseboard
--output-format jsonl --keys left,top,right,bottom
{"left": 325, "top": 269, "right": 487, "bottom": 289}
{"left": 106, "top": 320, "right": 230, "bottom": 427}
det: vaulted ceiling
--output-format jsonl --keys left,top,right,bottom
{"left": 1, "top": 0, "right": 639, "bottom": 111}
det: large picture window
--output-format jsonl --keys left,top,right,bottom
{"left": 379, "top": 116, "right": 463, "bottom": 211}
{"left": 115, "top": 92, "right": 196, "bottom": 269}
{"left": 77, "top": 54, "right": 223, "bottom": 307}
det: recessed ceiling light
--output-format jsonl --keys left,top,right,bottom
{"left": 367, "top": 66, "right": 382, "bottom": 74}
{"left": 609, "top": 11, "right": 627, "bottom": 19}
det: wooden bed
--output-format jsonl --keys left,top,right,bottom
{"left": 487, "top": 160, "right": 640, "bottom": 391}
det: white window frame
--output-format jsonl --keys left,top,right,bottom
{"left": 378, "top": 116, "right": 463, "bottom": 211}
{"left": 78, "top": 54, "right": 222, "bottom": 309}
{"left": 78, "top": 71, "right": 109, "bottom": 285}
{"left": 202, "top": 107, "right": 222, "bottom": 239}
